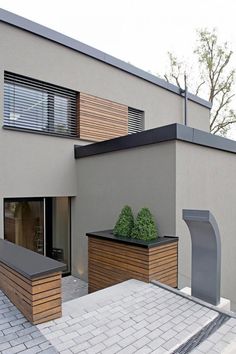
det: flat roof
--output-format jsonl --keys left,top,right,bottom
{"left": 0, "top": 8, "right": 211, "bottom": 110}
{"left": 74, "top": 123, "right": 236, "bottom": 158}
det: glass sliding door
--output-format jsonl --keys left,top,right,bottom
{"left": 4, "top": 198, "right": 44, "bottom": 255}
{"left": 4, "top": 197, "right": 71, "bottom": 274}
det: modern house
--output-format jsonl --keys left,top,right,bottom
{"left": 0, "top": 9, "right": 236, "bottom": 310}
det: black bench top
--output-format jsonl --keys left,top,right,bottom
{"left": 86, "top": 230, "right": 178, "bottom": 248}
{"left": 0, "top": 239, "right": 66, "bottom": 280}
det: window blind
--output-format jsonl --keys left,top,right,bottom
{"left": 4, "top": 72, "right": 77, "bottom": 137}
{"left": 128, "top": 107, "right": 144, "bottom": 134}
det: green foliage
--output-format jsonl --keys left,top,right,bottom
{"left": 131, "top": 208, "right": 158, "bottom": 241}
{"left": 113, "top": 205, "right": 134, "bottom": 237}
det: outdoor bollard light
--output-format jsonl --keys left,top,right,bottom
{"left": 182, "top": 209, "right": 221, "bottom": 306}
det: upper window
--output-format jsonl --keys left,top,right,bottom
{"left": 4, "top": 72, "right": 77, "bottom": 137}
{"left": 128, "top": 107, "right": 144, "bottom": 134}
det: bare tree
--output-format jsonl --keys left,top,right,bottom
{"left": 164, "top": 29, "right": 236, "bottom": 136}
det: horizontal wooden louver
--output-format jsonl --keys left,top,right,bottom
{"left": 4, "top": 72, "right": 77, "bottom": 138}
{"left": 128, "top": 107, "right": 144, "bottom": 134}
{"left": 88, "top": 237, "right": 178, "bottom": 293}
{"left": 78, "top": 92, "right": 128, "bottom": 141}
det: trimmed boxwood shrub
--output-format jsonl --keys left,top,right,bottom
{"left": 113, "top": 205, "right": 134, "bottom": 237}
{"left": 131, "top": 207, "right": 158, "bottom": 241}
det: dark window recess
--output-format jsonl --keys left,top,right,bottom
{"left": 4, "top": 72, "right": 77, "bottom": 137}
{"left": 128, "top": 107, "right": 144, "bottom": 134}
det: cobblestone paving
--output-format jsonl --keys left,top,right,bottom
{"left": 1, "top": 279, "right": 236, "bottom": 353}
{"left": 0, "top": 290, "right": 57, "bottom": 353}
{"left": 37, "top": 280, "right": 219, "bottom": 353}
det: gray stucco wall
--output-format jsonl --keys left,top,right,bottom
{"left": 3, "top": 19, "right": 225, "bottom": 306}
{"left": 0, "top": 23, "right": 210, "bottom": 244}
{"left": 0, "top": 129, "right": 80, "bottom": 235}
{"left": 74, "top": 142, "right": 176, "bottom": 280}
{"left": 75, "top": 139, "right": 236, "bottom": 311}
{"left": 0, "top": 22, "right": 210, "bottom": 133}
{"left": 176, "top": 141, "right": 236, "bottom": 310}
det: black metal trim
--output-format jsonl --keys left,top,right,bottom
{"left": 74, "top": 123, "right": 236, "bottom": 159}
{"left": 3, "top": 125, "right": 81, "bottom": 141}
{"left": 172, "top": 313, "right": 229, "bottom": 354}
{"left": 67, "top": 197, "right": 72, "bottom": 277}
{"left": 0, "top": 9, "right": 211, "bottom": 110}
{"left": 45, "top": 197, "right": 53, "bottom": 259}
{"left": 75, "top": 124, "right": 177, "bottom": 158}
{"left": 86, "top": 230, "right": 178, "bottom": 248}
{"left": 4, "top": 197, "right": 44, "bottom": 202}
{"left": 4, "top": 71, "right": 77, "bottom": 138}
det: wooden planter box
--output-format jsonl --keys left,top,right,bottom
{"left": 87, "top": 230, "right": 178, "bottom": 293}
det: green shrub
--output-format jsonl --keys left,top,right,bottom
{"left": 131, "top": 208, "right": 158, "bottom": 241}
{"left": 113, "top": 205, "right": 134, "bottom": 237}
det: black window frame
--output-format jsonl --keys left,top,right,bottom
{"left": 128, "top": 107, "right": 144, "bottom": 134}
{"left": 3, "top": 72, "right": 78, "bottom": 138}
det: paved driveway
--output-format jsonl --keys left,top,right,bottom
{"left": 0, "top": 279, "right": 236, "bottom": 353}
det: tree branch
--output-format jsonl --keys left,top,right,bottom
{"left": 195, "top": 81, "right": 205, "bottom": 95}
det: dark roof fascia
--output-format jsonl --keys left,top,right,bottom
{"left": 74, "top": 123, "right": 236, "bottom": 159}
{"left": 0, "top": 8, "right": 211, "bottom": 110}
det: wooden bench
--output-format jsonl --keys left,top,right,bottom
{"left": 0, "top": 239, "right": 65, "bottom": 324}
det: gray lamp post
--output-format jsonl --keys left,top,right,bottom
{"left": 183, "top": 209, "right": 221, "bottom": 306}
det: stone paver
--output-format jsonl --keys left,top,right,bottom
{"left": 0, "top": 278, "right": 236, "bottom": 353}
{"left": 36, "top": 280, "right": 221, "bottom": 353}
{"left": 0, "top": 290, "right": 57, "bottom": 353}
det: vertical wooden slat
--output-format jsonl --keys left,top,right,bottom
{"left": 78, "top": 92, "right": 128, "bottom": 141}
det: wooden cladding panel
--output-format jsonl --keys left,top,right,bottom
{"left": 88, "top": 237, "right": 178, "bottom": 293}
{"left": 78, "top": 93, "right": 128, "bottom": 141}
{"left": 0, "top": 262, "right": 62, "bottom": 324}
{"left": 149, "top": 243, "right": 178, "bottom": 288}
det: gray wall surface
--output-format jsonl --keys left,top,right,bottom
{"left": 1, "top": 19, "right": 234, "bottom": 310}
{"left": 0, "top": 23, "right": 209, "bottom": 242}
{"left": 6, "top": 20, "right": 234, "bottom": 307}
{"left": 0, "top": 129, "right": 80, "bottom": 235}
{"left": 0, "top": 22, "right": 210, "bottom": 133}
{"left": 176, "top": 141, "right": 236, "bottom": 310}
{"left": 75, "top": 139, "right": 236, "bottom": 311}
{"left": 74, "top": 142, "right": 176, "bottom": 280}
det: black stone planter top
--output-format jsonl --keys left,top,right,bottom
{"left": 0, "top": 239, "right": 66, "bottom": 279}
{"left": 86, "top": 230, "right": 178, "bottom": 248}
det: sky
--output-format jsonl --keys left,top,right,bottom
{"left": 1, "top": 0, "right": 236, "bottom": 136}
